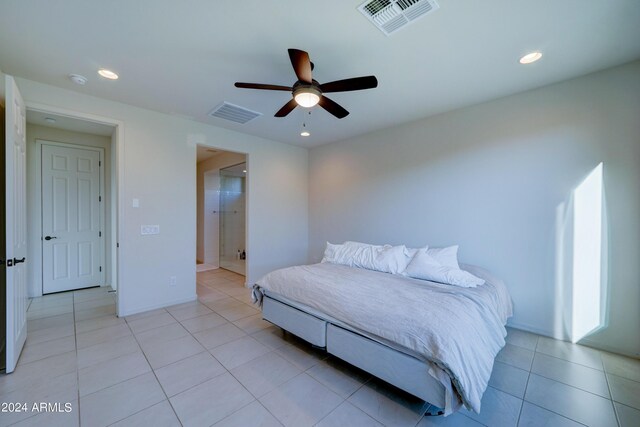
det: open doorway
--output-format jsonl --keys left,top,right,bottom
{"left": 195, "top": 146, "right": 247, "bottom": 296}
{"left": 1, "top": 102, "right": 124, "bottom": 372}
{"left": 26, "top": 111, "right": 117, "bottom": 298}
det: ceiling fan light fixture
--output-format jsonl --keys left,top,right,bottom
{"left": 293, "top": 86, "right": 321, "bottom": 108}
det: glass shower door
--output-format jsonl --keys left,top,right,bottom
{"left": 219, "top": 163, "right": 246, "bottom": 275}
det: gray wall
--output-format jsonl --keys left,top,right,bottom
{"left": 309, "top": 60, "right": 640, "bottom": 357}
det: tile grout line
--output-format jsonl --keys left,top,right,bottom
{"left": 526, "top": 348, "right": 614, "bottom": 399}
{"left": 491, "top": 332, "right": 540, "bottom": 427}
{"left": 135, "top": 293, "right": 264, "bottom": 424}
{"left": 223, "top": 349, "right": 284, "bottom": 426}
{"left": 522, "top": 401, "right": 590, "bottom": 427}
{"left": 124, "top": 309, "right": 185, "bottom": 427}
{"left": 525, "top": 370, "right": 618, "bottom": 402}
{"left": 534, "top": 349, "right": 605, "bottom": 371}
{"left": 503, "top": 333, "right": 594, "bottom": 427}
{"left": 162, "top": 294, "right": 270, "bottom": 426}
{"left": 516, "top": 352, "right": 533, "bottom": 427}
{"left": 522, "top": 350, "right": 615, "bottom": 426}
{"left": 199, "top": 275, "right": 331, "bottom": 426}
{"left": 603, "top": 364, "right": 623, "bottom": 427}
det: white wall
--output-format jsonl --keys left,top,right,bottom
{"left": 196, "top": 152, "right": 245, "bottom": 264}
{"left": 16, "top": 78, "right": 308, "bottom": 316}
{"left": 26, "top": 124, "right": 113, "bottom": 297}
{"left": 308, "top": 61, "right": 640, "bottom": 357}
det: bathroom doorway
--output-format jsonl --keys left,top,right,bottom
{"left": 195, "top": 147, "right": 246, "bottom": 276}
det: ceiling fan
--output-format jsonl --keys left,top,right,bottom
{"left": 235, "top": 49, "right": 378, "bottom": 119}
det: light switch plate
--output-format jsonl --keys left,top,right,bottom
{"left": 141, "top": 225, "right": 160, "bottom": 235}
{"left": 132, "top": 198, "right": 139, "bottom": 208}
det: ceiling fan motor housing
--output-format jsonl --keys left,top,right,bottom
{"left": 293, "top": 81, "right": 322, "bottom": 98}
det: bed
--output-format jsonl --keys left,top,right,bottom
{"left": 253, "top": 262, "right": 512, "bottom": 415}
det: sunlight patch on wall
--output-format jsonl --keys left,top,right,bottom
{"left": 554, "top": 162, "right": 607, "bottom": 343}
{"left": 571, "top": 162, "right": 604, "bottom": 342}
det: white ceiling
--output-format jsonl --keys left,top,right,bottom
{"left": 1, "top": 0, "right": 639, "bottom": 147}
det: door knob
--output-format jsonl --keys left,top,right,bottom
{"left": 44, "top": 236, "right": 57, "bottom": 241}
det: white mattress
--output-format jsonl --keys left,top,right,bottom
{"left": 255, "top": 263, "right": 513, "bottom": 413}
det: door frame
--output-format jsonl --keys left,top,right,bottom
{"left": 25, "top": 102, "right": 125, "bottom": 316}
{"left": 195, "top": 145, "right": 249, "bottom": 283}
{"left": 202, "top": 169, "right": 220, "bottom": 268}
{"left": 36, "top": 140, "right": 106, "bottom": 294}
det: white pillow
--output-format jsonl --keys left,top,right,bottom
{"left": 322, "top": 241, "right": 410, "bottom": 274}
{"left": 404, "top": 248, "right": 484, "bottom": 287}
{"left": 321, "top": 242, "right": 343, "bottom": 264}
{"left": 321, "top": 242, "right": 371, "bottom": 266}
{"left": 343, "top": 241, "right": 372, "bottom": 248}
{"left": 406, "top": 245, "right": 460, "bottom": 269}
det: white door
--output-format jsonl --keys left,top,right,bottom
{"left": 42, "top": 144, "right": 104, "bottom": 294}
{"left": 5, "top": 76, "right": 28, "bottom": 373}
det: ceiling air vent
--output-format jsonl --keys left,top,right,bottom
{"left": 209, "top": 102, "right": 262, "bottom": 124}
{"left": 358, "top": 0, "right": 439, "bottom": 36}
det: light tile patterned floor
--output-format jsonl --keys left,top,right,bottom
{"left": 1, "top": 269, "right": 639, "bottom": 426}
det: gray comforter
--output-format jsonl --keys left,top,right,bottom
{"left": 255, "top": 263, "right": 512, "bottom": 414}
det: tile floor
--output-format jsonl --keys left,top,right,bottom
{"left": 1, "top": 269, "right": 638, "bottom": 426}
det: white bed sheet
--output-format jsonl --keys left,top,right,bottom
{"left": 255, "top": 263, "right": 512, "bottom": 414}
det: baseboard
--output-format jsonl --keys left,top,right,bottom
{"left": 507, "top": 320, "right": 640, "bottom": 358}
{"left": 506, "top": 320, "right": 555, "bottom": 339}
{"left": 580, "top": 338, "right": 640, "bottom": 359}
{"left": 118, "top": 294, "right": 197, "bottom": 318}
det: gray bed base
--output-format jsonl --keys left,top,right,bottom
{"left": 262, "top": 294, "right": 447, "bottom": 410}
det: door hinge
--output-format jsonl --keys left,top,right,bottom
{"left": 117, "top": 243, "right": 120, "bottom": 248}
{"left": 99, "top": 231, "right": 102, "bottom": 237}
{"left": 99, "top": 266, "right": 102, "bottom": 272}
{"left": 99, "top": 196, "right": 102, "bottom": 202}
{"left": 99, "top": 161, "right": 102, "bottom": 167}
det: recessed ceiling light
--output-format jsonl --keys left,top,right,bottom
{"left": 519, "top": 52, "right": 542, "bottom": 64}
{"left": 300, "top": 131, "right": 310, "bottom": 137}
{"left": 98, "top": 69, "right": 119, "bottom": 80}
{"left": 243, "top": 170, "right": 247, "bottom": 173}
{"left": 44, "top": 117, "right": 56, "bottom": 124}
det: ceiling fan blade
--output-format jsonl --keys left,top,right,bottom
{"left": 288, "top": 49, "right": 313, "bottom": 84}
{"left": 319, "top": 76, "right": 378, "bottom": 93}
{"left": 235, "top": 82, "right": 292, "bottom": 91}
{"left": 274, "top": 98, "right": 298, "bottom": 117}
{"left": 318, "top": 96, "right": 349, "bottom": 119}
